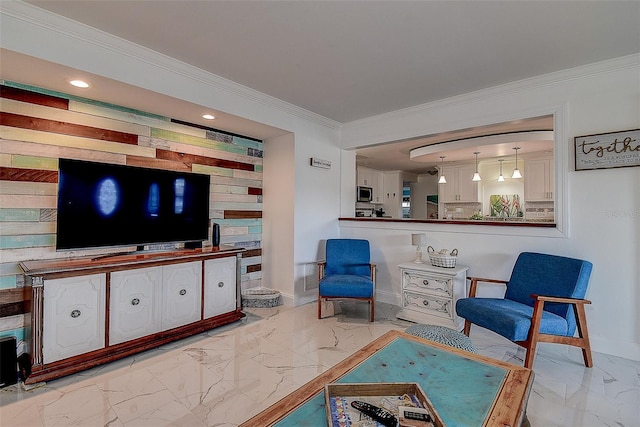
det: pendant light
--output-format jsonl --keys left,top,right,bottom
{"left": 438, "top": 156, "right": 447, "bottom": 184}
{"left": 472, "top": 152, "right": 482, "bottom": 181}
{"left": 498, "top": 159, "right": 505, "bottom": 182}
{"left": 512, "top": 147, "right": 522, "bottom": 179}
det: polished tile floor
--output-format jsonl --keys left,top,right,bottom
{"left": 1, "top": 302, "right": 638, "bottom": 426}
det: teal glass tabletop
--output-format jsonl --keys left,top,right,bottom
{"left": 273, "top": 336, "right": 507, "bottom": 427}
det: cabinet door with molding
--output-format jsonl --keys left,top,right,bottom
{"left": 203, "top": 257, "right": 237, "bottom": 319}
{"left": 109, "top": 266, "right": 162, "bottom": 345}
{"left": 456, "top": 165, "right": 479, "bottom": 202}
{"left": 161, "top": 261, "right": 202, "bottom": 330}
{"left": 43, "top": 274, "right": 106, "bottom": 364}
{"left": 524, "top": 158, "right": 554, "bottom": 201}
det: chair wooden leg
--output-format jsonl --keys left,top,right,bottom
{"left": 523, "top": 340, "right": 537, "bottom": 369}
{"left": 317, "top": 296, "right": 322, "bottom": 319}
{"left": 524, "top": 299, "right": 546, "bottom": 369}
{"left": 369, "top": 297, "right": 375, "bottom": 322}
{"left": 463, "top": 320, "right": 471, "bottom": 336}
{"left": 574, "top": 303, "right": 593, "bottom": 367}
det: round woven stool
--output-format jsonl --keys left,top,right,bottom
{"left": 405, "top": 324, "right": 477, "bottom": 353}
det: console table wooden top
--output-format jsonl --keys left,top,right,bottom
{"left": 241, "top": 330, "right": 533, "bottom": 427}
{"left": 20, "top": 246, "right": 242, "bottom": 277}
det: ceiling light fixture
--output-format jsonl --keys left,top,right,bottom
{"left": 498, "top": 159, "right": 505, "bottom": 182}
{"left": 512, "top": 147, "right": 522, "bottom": 179}
{"left": 69, "top": 80, "right": 89, "bottom": 88}
{"left": 472, "top": 152, "right": 482, "bottom": 181}
{"left": 202, "top": 114, "right": 215, "bottom": 120}
{"left": 438, "top": 156, "right": 447, "bottom": 184}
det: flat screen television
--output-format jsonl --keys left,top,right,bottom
{"left": 56, "top": 158, "right": 211, "bottom": 251}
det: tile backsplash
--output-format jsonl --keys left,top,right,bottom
{"left": 442, "top": 202, "right": 482, "bottom": 219}
{"left": 525, "top": 200, "right": 555, "bottom": 221}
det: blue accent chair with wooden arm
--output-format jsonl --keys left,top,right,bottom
{"left": 455, "top": 252, "right": 593, "bottom": 369}
{"left": 317, "top": 239, "right": 376, "bottom": 322}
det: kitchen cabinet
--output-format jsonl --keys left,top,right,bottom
{"left": 204, "top": 257, "right": 237, "bottom": 318}
{"left": 42, "top": 274, "right": 106, "bottom": 364}
{"left": 373, "top": 171, "right": 384, "bottom": 203}
{"left": 357, "top": 166, "right": 384, "bottom": 203}
{"left": 439, "top": 165, "right": 479, "bottom": 202}
{"left": 396, "top": 263, "right": 469, "bottom": 329}
{"left": 524, "top": 157, "right": 554, "bottom": 201}
{"left": 21, "top": 249, "right": 243, "bottom": 384}
{"left": 357, "top": 166, "right": 374, "bottom": 187}
{"left": 382, "top": 171, "right": 402, "bottom": 218}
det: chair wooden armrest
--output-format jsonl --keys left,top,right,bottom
{"left": 317, "top": 261, "right": 326, "bottom": 280}
{"left": 370, "top": 263, "right": 376, "bottom": 284}
{"left": 466, "top": 276, "right": 508, "bottom": 297}
{"left": 530, "top": 294, "right": 592, "bottom": 305}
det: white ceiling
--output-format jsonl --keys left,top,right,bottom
{"left": 24, "top": 0, "right": 640, "bottom": 123}
{"left": 6, "top": 1, "right": 640, "bottom": 172}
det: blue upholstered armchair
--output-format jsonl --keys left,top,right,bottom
{"left": 317, "top": 239, "right": 376, "bottom": 322}
{"left": 456, "top": 252, "right": 593, "bottom": 369}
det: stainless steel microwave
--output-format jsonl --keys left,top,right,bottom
{"left": 357, "top": 186, "right": 373, "bottom": 202}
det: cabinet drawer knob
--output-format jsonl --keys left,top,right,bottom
{"left": 70, "top": 309, "right": 81, "bottom": 318}
{"left": 179, "top": 289, "right": 187, "bottom": 296}
{"left": 422, "top": 300, "right": 429, "bottom": 306}
{"left": 131, "top": 298, "right": 140, "bottom": 306}
{"left": 218, "top": 281, "right": 224, "bottom": 288}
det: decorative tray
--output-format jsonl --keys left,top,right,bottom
{"left": 324, "top": 382, "right": 445, "bottom": 427}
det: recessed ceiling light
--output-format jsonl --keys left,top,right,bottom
{"left": 69, "top": 80, "right": 89, "bottom": 88}
{"left": 202, "top": 114, "right": 215, "bottom": 120}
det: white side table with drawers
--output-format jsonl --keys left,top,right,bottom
{"left": 396, "top": 262, "right": 469, "bottom": 330}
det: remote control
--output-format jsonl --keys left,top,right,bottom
{"left": 403, "top": 410, "right": 431, "bottom": 422}
{"left": 350, "top": 400, "right": 398, "bottom": 427}
{"left": 398, "top": 406, "right": 433, "bottom": 427}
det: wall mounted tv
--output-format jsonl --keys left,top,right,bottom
{"left": 56, "top": 158, "right": 211, "bottom": 251}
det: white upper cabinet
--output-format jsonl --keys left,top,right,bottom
{"left": 524, "top": 157, "right": 554, "bottom": 201}
{"left": 357, "top": 166, "right": 384, "bottom": 203}
{"left": 439, "top": 165, "right": 479, "bottom": 202}
{"left": 357, "top": 166, "right": 373, "bottom": 187}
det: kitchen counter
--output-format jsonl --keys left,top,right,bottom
{"left": 340, "top": 217, "right": 556, "bottom": 227}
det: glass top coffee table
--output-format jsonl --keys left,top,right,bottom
{"left": 240, "top": 330, "right": 533, "bottom": 427}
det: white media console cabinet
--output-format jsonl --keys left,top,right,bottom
{"left": 19, "top": 247, "right": 244, "bottom": 384}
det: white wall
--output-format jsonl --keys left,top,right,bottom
{"left": 340, "top": 55, "right": 640, "bottom": 360}
{"left": 263, "top": 128, "right": 344, "bottom": 306}
{"left": 292, "top": 128, "right": 344, "bottom": 306}
{"left": 262, "top": 133, "right": 295, "bottom": 304}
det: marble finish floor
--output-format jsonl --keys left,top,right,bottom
{"left": 1, "top": 302, "right": 638, "bottom": 426}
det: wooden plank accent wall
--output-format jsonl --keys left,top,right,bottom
{"left": 0, "top": 83, "right": 263, "bottom": 343}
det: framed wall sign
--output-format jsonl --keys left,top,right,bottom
{"left": 574, "top": 128, "right": 640, "bottom": 171}
{"left": 310, "top": 157, "right": 331, "bottom": 169}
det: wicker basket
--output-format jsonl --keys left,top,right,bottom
{"left": 427, "top": 246, "right": 458, "bottom": 268}
{"left": 241, "top": 287, "right": 281, "bottom": 308}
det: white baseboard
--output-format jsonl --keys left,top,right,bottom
{"left": 590, "top": 336, "right": 640, "bottom": 362}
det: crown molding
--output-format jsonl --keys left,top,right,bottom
{"left": 1, "top": 1, "right": 341, "bottom": 130}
